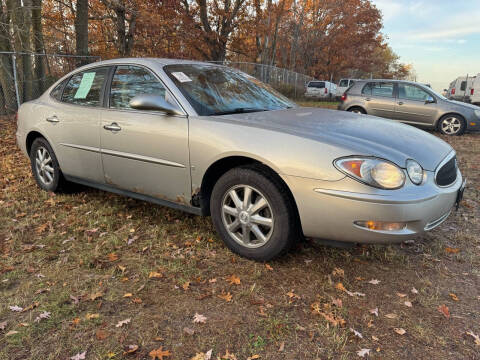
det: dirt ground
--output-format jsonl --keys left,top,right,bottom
{"left": 1, "top": 115, "right": 479, "bottom": 360}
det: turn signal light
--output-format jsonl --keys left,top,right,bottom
{"left": 354, "top": 220, "right": 406, "bottom": 231}
{"left": 341, "top": 93, "right": 347, "bottom": 101}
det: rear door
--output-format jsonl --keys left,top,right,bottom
{"left": 44, "top": 66, "right": 110, "bottom": 184}
{"left": 361, "top": 81, "right": 396, "bottom": 118}
{"left": 100, "top": 64, "right": 191, "bottom": 204}
{"left": 393, "top": 83, "right": 437, "bottom": 125}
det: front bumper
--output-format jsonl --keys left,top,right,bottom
{"left": 284, "top": 169, "right": 463, "bottom": 244}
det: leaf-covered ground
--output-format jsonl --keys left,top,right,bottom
{"left": 1, "top": 115, "right": 479, "bottom": 360}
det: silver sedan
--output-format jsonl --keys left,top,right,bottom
{"left": 16, "top": 59, "right": 465, "bottom": 260}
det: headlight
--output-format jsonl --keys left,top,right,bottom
{"left": 406, "top": 159, "right": 424, "bottom": 185}
{"left": 334, "top": 157, "right": 405, "bottom": 189}
{"left": 474, "top": 109, "right": 480, "bottom": 118}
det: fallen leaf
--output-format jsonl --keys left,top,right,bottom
{"left": 411, "top": 287, "right": 418, "bottom": 294}
{"left": 445, "top": 247, "right": 460, "bottom": 254}
{"left": 6, "top": 330, "right": 18, "bottom": 336}
{"left": 221, "top": 350, "right": 237, "bottom": 360}
{"left": 107, "top": 253, "right": 118, "bottom": 262}
{"left": 21, "top": 302, "right": 39, "bottom": 312}
{"left": 449, "top": 293, "right": 459, "bottom": 301}
{"left": 404, "top": 301, "right": 412, "bottom": 308}
{"left": 226, "top": 275, "right": 241, "bottom": 285}
{"left": 396, "top": 292, "right": 407, "bottom": 298}
{"left": 149, "top": 346, "right": 172, "bottom": 359}
{"left": 0, "top": 321, "right": 7, "bottom": 330}
{"left": 71, "top": 318, "right": 81, "bottom": 326}
{"left": 394, "top": 328, "right": 406, "bottom": 335}
{"left": 89, "top": 292, "right": 103, "bottom": 301}
{"left": 9, "top": 305, "right": 23, "bottom": 312}
{"left": 247, "top": 355, "right": 260, "bottom": 360}
{"left": 132, "top": 297, "right": 142, "bottom": 304}
{"left": 96, "top": 329, "right": 108, "bottom": 340}
{"left": 332, "top": 298, "right": 343, "bottom": 308}
{"left": 85, "top": 313, "right": 100, "bottom": 320}
{"left": 70, "top": 295, "right": 80, "bottom": 305}
{"left": 286, "top": 290, "right": 300, "bottom": 300}
{"left": 34, "top": 311, "right": 51, "bottom": 322}
{"left": 208, "top": 278, "right": 217, "bottom": 283}
{"left": 466, "top": 331, "right": 480, "bottom": 345}
{"left": 332, "top": 267, "right": 344, "bottom": 277}
{"left": 182, "top": 281, "right": 191, "bottom": 291}
{"left": 384, "top": 313, "right": 397, "bottom": 319}
{"left": 149, "top": 271, "right": 163, "bottom": 279}
{"left": 350, "top": 328, "right": 363, "bottom": 339}
{"left": 123, "top": 344, "right": 139, "bottom": 355}
{"left": 218, "top": 292, "right": 232, "bottom": 302}
{"left": 357, "top": 348, "right": 371, "bottom": 357}
{"left": 438, "top": 304, "right": 450, "bottom": 318}
{"left": 116, "top": 318, "right": 131, "bottom": 327}
{"left": 368, "top": 279, "right": 380, "bottom": 285}
{"left": 70, "top": 351, "right": 87, "bottom": 360}
{"left": 335, "top": 282, "right": 347, "bottom": 292}
{"left": 123, "top": 293, "right": 133, "bottom": 298}
{"left": 193, "top": 313, "right": 207, "bottom": 323}
{"left": 265, "top": 264, "right": 273, "bottom": 271}
{"left": 183, "top": 327, "right": 195, "bottom": 335}
{"left": 311, "top": 302, "right": 346, "bottom": 327}
{"left": 372, "top": 335, "right": 379, "bottom": 341}
{"left": 278, "top": 341, "right": 285, "bottom": 352}
{"left": 369, "top": 308, "right": 379, "bottom": 317}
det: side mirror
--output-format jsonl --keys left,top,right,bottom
{"left": 129, "top": 94, "right": 183, "bottom": 115}
{"left": 425, "top": 95, "right": 435, "bottom": 104}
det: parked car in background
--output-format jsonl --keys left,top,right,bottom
{"left": 16, "top": 59, "right": 465, "bottom": 261}
{"left": 338, "top": 79, "right": 480, "bottom": 135}
{"left": 336, "top": 78, "right": 357, "bottom": 97}
{"left": 470, "top": 74, "right": 480, "bottom": 105}
{"left": 448, "top": 76, "right": 475, "bottom": 102}
{"left": 305, "top": 80, "right": 336, "bottom": 99}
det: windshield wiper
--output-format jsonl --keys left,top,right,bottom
{"left": 213, "top": 108, "right": 268, "bottom": 116}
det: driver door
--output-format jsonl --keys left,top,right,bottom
{"left": 100, "top": 65, "right": 191, "bottom": 204}
{"left": 394, "top": 83, "right": 437, "bottom": 125}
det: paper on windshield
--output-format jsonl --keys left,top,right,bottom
{"left": 171, "top": 72, "right": 192, "bottom": 83}
{"left": 74, "top": 72, "right": 96, "bottom": 99}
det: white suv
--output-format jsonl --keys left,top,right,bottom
{"left": 305, "top": 81, "right": 336, "bottom": 99}
{"left": 336, "top": 79, "right": 357, "bottom": 97}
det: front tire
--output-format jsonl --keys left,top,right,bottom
{"left": 30, "top": 137, "right": 66, "bottom": 192}
{"left": 210, "top": 165, "right": 297, "bottom": 261}
{"left": 438, "top": 114, "right": 465, "bottom": 135}
{"left": 348, "top": 107, "right": 366, "bottom": 114}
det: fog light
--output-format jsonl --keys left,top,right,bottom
{"left": 354, "top": 220, "right": 406, "bottom": 231}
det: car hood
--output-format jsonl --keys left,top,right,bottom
{"left": 216, "top": 107, "right": 453, "bottom": 171}
{"left": 447, "top": 99, "right": 479, "bottom": 111}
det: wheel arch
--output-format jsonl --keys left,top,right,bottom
{"left": 26, "top": 130, "right": 47, "bottom": 155}
{"left": 199, "top": 156, "right": 301, "bottom": 231}
{"left": 346, "top": 105, "right": 367, "bottom": 113}
{"left": 435, "top": 112, "right": 466, "bottom": 128}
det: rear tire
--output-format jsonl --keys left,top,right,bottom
{"left": 437, "top": 114, "right": 465, "bottom": 136}
{"left": 348, "top": 107, "right": 366, "bottom": 114}
{"left": 210, "top": 165, "right": 297, "bottom": 261}
{"left": 30, "top": 137, "right": 67, "bottom": 192}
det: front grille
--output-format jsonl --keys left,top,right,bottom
{"left": 436, "top": 156, "right": 457, "bottom": 186}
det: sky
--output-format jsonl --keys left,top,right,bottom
{"left": 371, "top": 0, "right": 480, "bottom": 92}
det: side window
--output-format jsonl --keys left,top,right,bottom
{"left": 363, "top": 82, "right": 394, "bottom": 97}
{"left": 50, "top": 78, "right": 68, "bottom": 100}
{"left": 339, "top": 79, "right": 349, "bottom": 87}
{"left": 460, "top": 81, "right": 466, "bottom": 91}
{"left": 398, "top": 84, "right": 430, "bottom": 101}
{"left": 62, "top": 67, "right": 108, "bottom": 106}
{"left": 110, "top": 65, "right": 166, "bottom": 109}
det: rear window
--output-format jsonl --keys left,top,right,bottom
{"left": 339, "top": 79, "right": 349, "bottom": 87}
{"left": 362, "top": 82, "right": 394, "bottom": 98}
{"left": 460, "top": 81, "right": 467, "bottom": 91}
{"left": 308, "top": 81, "right": 325, "bottom": 88}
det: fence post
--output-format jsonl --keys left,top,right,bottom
{"left": 11, "top": 53, "right": 21, "bottom": 108}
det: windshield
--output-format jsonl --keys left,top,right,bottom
{"left": 420, "top": 84, "right": 447, "bottom": 100}
{"left": 164, "top": 64, "right": 295, "bottom": 116}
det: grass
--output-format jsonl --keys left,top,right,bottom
{"left": 1, "top": 116, "right": 479, "bottom": 359}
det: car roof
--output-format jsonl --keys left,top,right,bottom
{"left": 76, "top": 57, "right": 221, "bottom": 70}
{"left": 353, "top": 79, "right": 432, "bottom": 87}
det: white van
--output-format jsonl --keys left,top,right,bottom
{"left": 470, "top": 74, "right": 480, "bottom": 105}
{"left": 336, "top": 79, "right": 357, "bottom": 97}
{"left": 447, "top": 76, "right": 475, "bottom": 102}
{"left": 305, "top": 81, "right": 337, "bottom": 99}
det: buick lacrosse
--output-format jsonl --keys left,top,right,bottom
{"left": 16, "top": 58, "right": 465, "bottom": 260}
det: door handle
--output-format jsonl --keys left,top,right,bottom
{"left": 103, "top": 122, "right": 121, "bottom": 132}
{"left": 398, "top": 102, "right": 404, "bottom": 105}
{"left": 46, "top": 115, "right": 59, "bottom": 123}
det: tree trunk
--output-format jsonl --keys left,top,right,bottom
{"left": 21, "top": 0, "right": 34, "bottom": 102}
{"left": 32, "top": 0, "right": 46, "bottom": 94}
{"left": 75, "top": 0, "right": 89, "bottom": 66}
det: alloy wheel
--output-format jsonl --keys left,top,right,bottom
{"left": 440, "top": 116, "right": 461, "bottom": 135}
{"left": 221, "top": 184, "right": 274, "bottom": 248}
{"left": 35, "top": 146, "right": 55, "bottom": 185}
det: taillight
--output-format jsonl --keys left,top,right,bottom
{"left": 452, "top": 88, "right": 456, "bottom": 95}
{"left": 340, "top": 93, "right": 347, "bottom": 101}
{"left": 471, "top": 88, "right": 474, "bottom": 96}
{"left": 324, "top": 88, "right": 328, "bottom": 94}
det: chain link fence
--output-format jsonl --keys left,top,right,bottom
{"left": 0, "top": 52, "right": 100, "bottom": 114}
{"left": 209, "top": 61, "right": 317, "bottom": 100}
